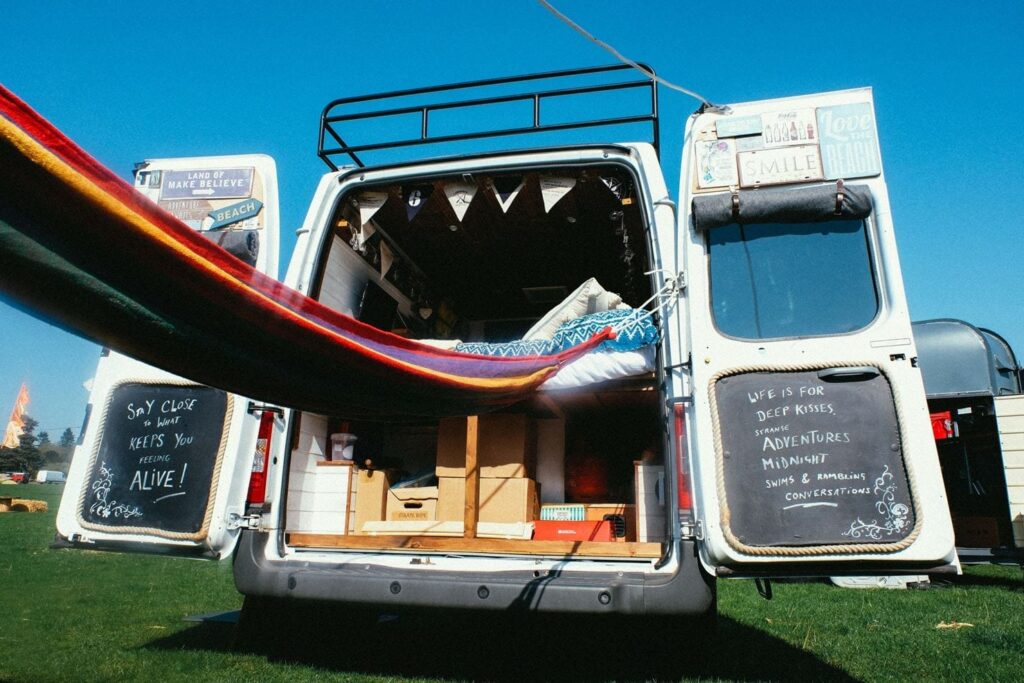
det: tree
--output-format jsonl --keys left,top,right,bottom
{"left": 0, "top": 415, "right": 43, "bottom": 476}
{"left": 38, "top": 431, "right": 50, "bottom": 445}
{"left": 59, "top": 428, "right": 75, "bottom": 448}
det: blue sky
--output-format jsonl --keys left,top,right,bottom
{"left": 1, "top": 0, "right": 1022, "bottom": 433}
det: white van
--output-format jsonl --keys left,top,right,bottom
{"left": 56, "top": 66, "right": 957, "bottom": 623}
{"left": 57, "top": 154, "right": 280, "bottom": 555}
{"left": 36, "top": 469, "right": 66, "bottom": 484}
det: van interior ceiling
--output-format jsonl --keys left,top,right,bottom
{"left": 318, "top": 166, "right": 652, "bottom": 339}
{"left": 284, "top": 163, "right": 668, "bottom": 558}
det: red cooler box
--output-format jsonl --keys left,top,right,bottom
{"left": 533, "top": 520, "right": 614, "bottom": 541}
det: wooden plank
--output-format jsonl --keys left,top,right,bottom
{"left": 464, "top": 415, "right": 479, "bottom": 539}
{"left": 1007, "top": 486, "right": 1024, "bottom": 507}
{"left": 996, "top": 415, "right": 1024, "bottom": 434}
{"left": 1002, "top": 450, "right": 1024, "bottom": 469}
{"left": 287, "top": 532, "right": 664, "bottom": 558}
{"left": 1000, "top": 431, "right": 1024, "bottom": 452}
{"left": 1004, "top": 469, "right": 1024, "bottom": 487}
{"left": 995, "top": 395, "right": 1024, "bottom": 418}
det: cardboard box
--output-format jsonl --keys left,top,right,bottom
{"left": 436, "top": 414, "right": 536, "bottom": 478}
{"left": 437, "top": 476, "right": 539, "bottom": 523}
{"left": 540, "top": 504, "right": 585, "bottom": 521}
{"left": 354, "top": 468, "right": 395, "bottom": 533}
{"left": 534, "top": 520, "right": 614, "bottom": 542}
{"left": 583, "top": 503, "right": 636, "bottom": 542}
{"left": 386, "top": 486, "right": 438, "bottom": 522}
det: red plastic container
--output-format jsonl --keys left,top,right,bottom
{"left": 533, "top": 519, "right": 614, "bottom": 541}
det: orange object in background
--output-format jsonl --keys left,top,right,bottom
{"left": 564, "top": 451, "right": 609, "bottom": 503}
{"left": 534, "top": 519, "right": 614, "bottom": 541}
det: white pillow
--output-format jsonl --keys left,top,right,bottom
{"left": 522, "top": 278, "right": 624, "bottom": 341}
{"left": 415, "top": 338, "right": 463, "bottom": 350}
{"left": 541, "top": 346, "right": 656, "bottom": 390}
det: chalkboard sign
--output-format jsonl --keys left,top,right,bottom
{"left": 78, "top": 382, "right": 232, "bottom": 541}
{"left": 714, "top": 369, "right": 914, "bottom": 550}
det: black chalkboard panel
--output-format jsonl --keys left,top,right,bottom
{"left": 78, "top": 383, "right": 231, "bottom": 540}
{"left": 714, "top": 369, "right": 914, "bottom": 549}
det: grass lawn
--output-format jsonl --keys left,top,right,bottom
{"left": 2, "top": 483, "right": 1023, "bottom": 682}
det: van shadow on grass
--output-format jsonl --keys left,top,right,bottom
{"left": 930, "top": 571, "right": 1024, "bottom": 592}
{"left": 145, "top": 605, "right": 855, "bottom": 682}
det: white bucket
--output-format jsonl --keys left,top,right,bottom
{"left": 330, "top": 433, "right": 357, "bottom": 460}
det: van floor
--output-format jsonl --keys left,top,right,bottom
{"left": 285, "top": 533, "right": 664, "bottom": 558}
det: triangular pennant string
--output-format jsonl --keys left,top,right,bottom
{"left": 444, "top": 181, "right": 477, "bottom": 222}
{"left": 490, "top": 175, "right": 524, "bottom": 213}
{"left": 540, "top": 175, "right": 576, "bottom": 213}
{"left": 600, "top": 175, "right": 623, "bottom": 200}
{"left": 357, "top": 191, "right": 388, "bottom": 227}
{"left": 404, "top": 184, "right": 433, "bottom": 222}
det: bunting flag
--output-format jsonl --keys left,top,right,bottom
{"left": 380, "top": 241, "right": 394, "bottom": 277}
{"left": 444, "top": 181, "right": 477, "bottom": 222}
{"left": 600, "top": 175, "right": 623, "bottom": 200}
{"left": 2, "top": 383, "right": 29, "bottom": 449}
{"left": 601, "top": 175, "right": 633, "bottom": 206}
{"left": 540, "top": 174, "right": 576, "bottom": 212}
{"left": 0, "top": 85, "right": 613, "bottom": 418}
{"left": 356, "top": 190, "right": 388, "bottom": 227}
{"left": 403, "top": 184, "right": 433, "bottom": 222}
{"left": 490, "top": 175, "right": 524, "bottom": 213}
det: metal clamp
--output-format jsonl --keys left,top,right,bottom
{"left": 834, "top": 179, "right": 845, "bottom": 215}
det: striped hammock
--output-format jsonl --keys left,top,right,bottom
{"left": 0, "top": 85, "right": 611, "bottom": 418}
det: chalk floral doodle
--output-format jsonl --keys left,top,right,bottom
{"left": 89, "top": 461, "right": 143, "bottom": 520}
{"left": 841, "top": 465, "right": 911, "bottom": 541}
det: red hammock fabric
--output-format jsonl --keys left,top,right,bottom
{"left": 0, "top": 84, "right": 611, "bottom": 418}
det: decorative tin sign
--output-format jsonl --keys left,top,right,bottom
{"left": 715, "top": 114, "right": 762, "bottom": 138}
{"left": 738, "top": 145, "right": 823, "bottom": 187}
{"left": 696, "top": 139, "right": 738, "bottom": 189}
{"left": 760, "top": 109, "right": 818, "bottom": 148}
{"left": 735, "top": 135, "right": 766, "bottom": 153}
{"left": 207, "top": 198, "right": 263, "bottom": 231}
{"left": 160, "top": 168, "right": 253, "bottom": 200}
{"left": 816, "top": 102, "right": 882, "bottom": 180}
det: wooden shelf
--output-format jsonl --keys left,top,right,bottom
{"left": 287, "top": 532, "right": 663, "bottom": 558}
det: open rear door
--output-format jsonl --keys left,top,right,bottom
{"left": 56, "top": 154, "right": 279, "bottom": 559}
{"left": 678, "top": 90, "right": 957, "bottom": 574}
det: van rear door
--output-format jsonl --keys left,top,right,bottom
{"left": 56, "top": 154, "right": 280, "bottom": 559}
{"left": 678, "top": 90, "right": 957, "bottom": 574}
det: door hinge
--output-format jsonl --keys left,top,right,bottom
{"left": 227, "top": 512, "right": 262, "bottom": 530}
{"left": 681, "top": 517, "right": 705, "bottom": 540}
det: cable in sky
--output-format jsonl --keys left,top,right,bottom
{"left": 537, "top": 0, "right": 724, "bottom": 111}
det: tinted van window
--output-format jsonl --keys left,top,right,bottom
{"left": 709, "top": 219, "right": 877, "bottom": 339}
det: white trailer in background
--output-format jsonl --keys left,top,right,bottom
{"left": 36, "top": 470, "right": 66, "bottom": 484}
{"left": 913, "top": 319, "right": 1024, "bottom": 562}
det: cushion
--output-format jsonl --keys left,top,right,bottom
{"left": 541, "top": 346, "right": 657, "bottom": 390}
{"left": 455, "top": 309, "right": 658, "bottom": 358}
{"left": 522, "top": 278, "right": 625, "bottom": 341}
{"left": 548, "top": 308, "right": 658, "bottom": 353}
{"left": 455, "top": 338, "right": 556, "bottom": 358}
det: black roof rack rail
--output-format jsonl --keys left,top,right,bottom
{"left": 318, "top": 63, "right": 659, "bottom": 170}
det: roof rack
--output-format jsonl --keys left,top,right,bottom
{"left": 318, "top": 63, "right": 659, "bottom": 170}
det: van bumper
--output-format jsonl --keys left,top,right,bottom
{"left": 232, "top": 532, "right": 714, "bottom": 617}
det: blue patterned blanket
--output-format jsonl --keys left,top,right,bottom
{"left": 457, "top": 309, "right": 659, "bottom": 358}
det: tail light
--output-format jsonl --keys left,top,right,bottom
{"left": 673, "top": 403, "right": 695, "bottom": 533}
{"left": 246, "top": 410, "right": 276, "bottom": 509}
